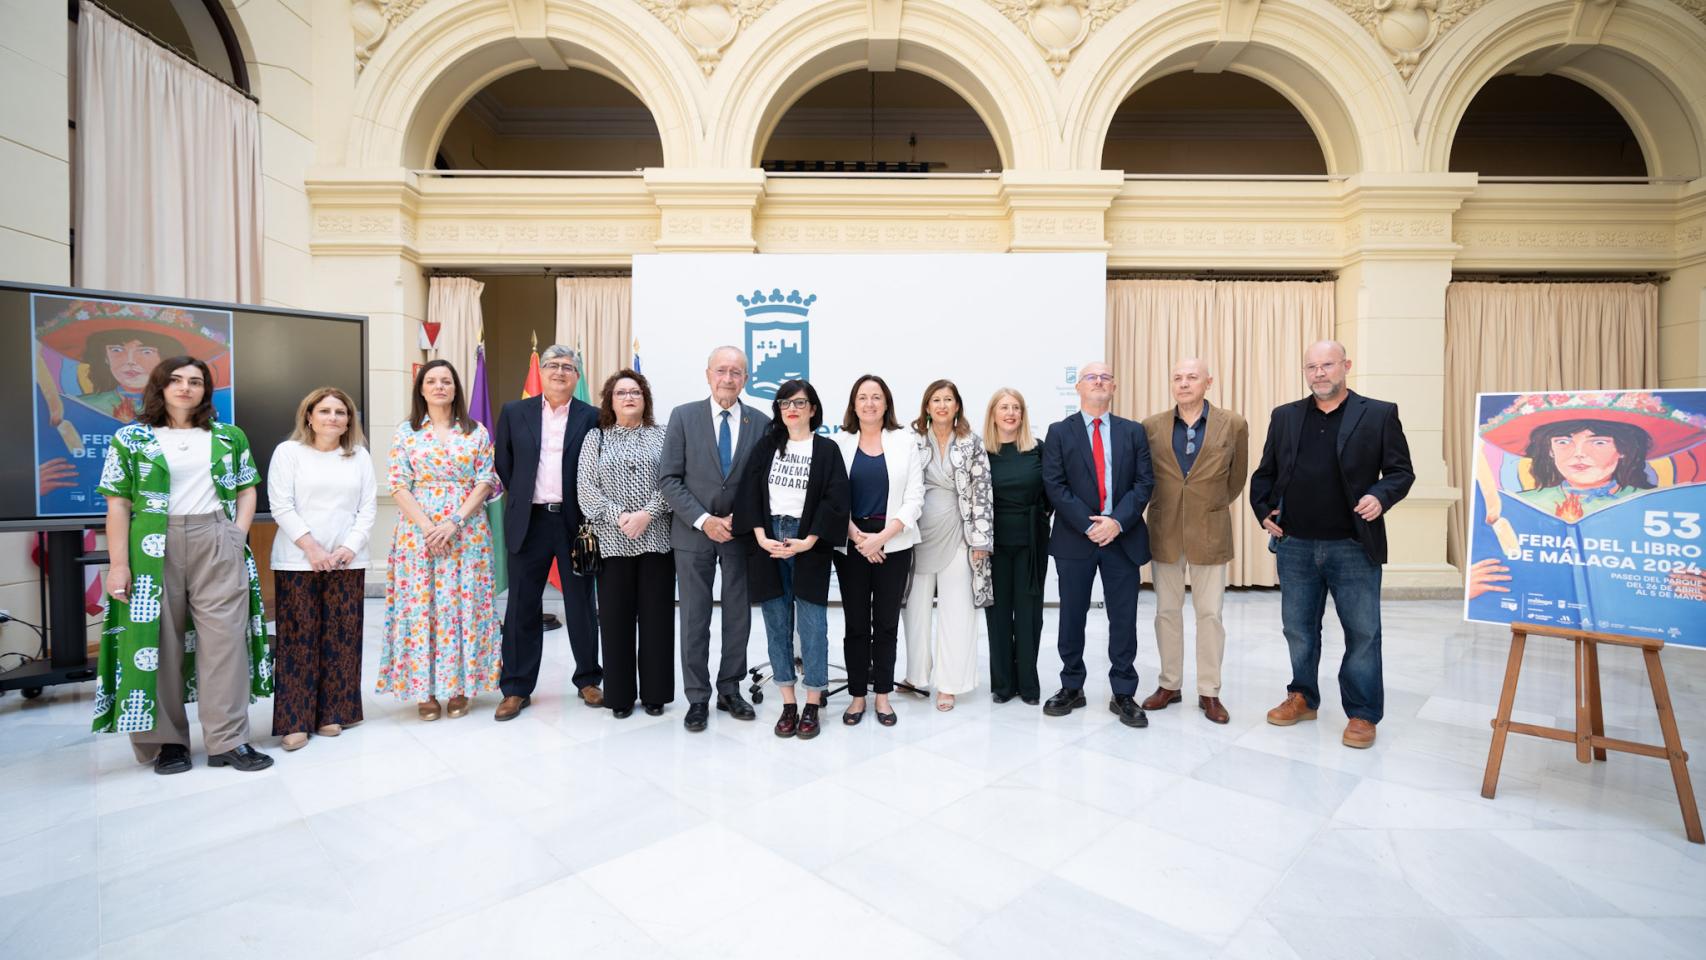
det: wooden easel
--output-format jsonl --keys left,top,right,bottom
{"left": 1481, "top": 624, "right": 1703, "bottom": 843}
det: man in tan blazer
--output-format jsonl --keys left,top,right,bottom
{"left": 1141, "top": 358, "right": 1249, "bottom": 723}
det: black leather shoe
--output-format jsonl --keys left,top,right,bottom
{"left": 797, "top": 703, "right": 822, "bottom": 740}
{"left": 207, "top": 743, "right": 274, "bottom": 772}
{"left": 154, "top": 743, "right": 191, "bottom": 775}
{"left": 1110, "top": 695, "right": 1149, "bottom": 728}
{"left": 684, "top": 703, "right": 709, "bottom": 732}
{"left": 774, "top": 704, "right": 799, "bottom": 738}
{"left": 1043, "top": 688, "right": 1087, "bottom": 716}
{"left": 1021, "top": 694, "right": 1040, "bottom": 706}
{"left": 717, "top": 692, "right": 757, "bottom": 721}
{"left": 992, "top": 691, "right": 1015, "bottom": 704}
{"left": 876, "top": 709, "right": 898, "bottom": 727}
{"left": 643, "top": 703, "right": 664, "bottom": 717}
{"left": 611, "top": 705, "right": 634, "bottom": 719}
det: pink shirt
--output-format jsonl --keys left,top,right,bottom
{"left": 534, "top": 396, "right": 572, "bottom": 503}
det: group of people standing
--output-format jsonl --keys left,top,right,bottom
{"left": 96, "top": 336, "right": 1412, "bottom": 774}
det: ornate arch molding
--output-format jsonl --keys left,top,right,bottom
{"left": 709, "top": 0, "right": 1057, "bottom": 169}
{"left": 1062, "top": 0, "right": 1416, "bottom": 173}
{"left": 1414, "top": 0, "right": 1706, "bottom": 176}
{"left": 349, "top": 0, "right": 703, "bottom": 169}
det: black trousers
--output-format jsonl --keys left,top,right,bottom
{"left": 597, "top": 551, "right": 676, "bottom": 710}
{"left": 501, "top": 505, "right": 601, "bottom": 697}
{"left": 834, "top": 546, "right": 912, "bottom": 697}
{"left": 984, "top": 544, "right": 1043, "bottom": 700}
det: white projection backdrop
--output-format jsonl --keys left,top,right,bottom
{"left": 632, "top": 253, "right": 1105, "bottom": 435}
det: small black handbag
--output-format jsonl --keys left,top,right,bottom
{"left": 569, "top": 430, "right": 604, "bottom": 576}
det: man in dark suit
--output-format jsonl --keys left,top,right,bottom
{"left": 658, "top": 346, "right": 770, "bottom": 732}
{"left": 1250, "top": 340, "right": 1414, "bottom": 749}
{"left": 1041, "top": 360, "right": 1155, "bottom": 728}
{"left": 492, "top": 344, "right": 603, "bottom": 721}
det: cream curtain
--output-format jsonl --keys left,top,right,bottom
{"left": 1443, "top": 281, "right": 1658, "bottom": 568}
{"left": 427, "top": 276, "right": 485, "bottom": 393}
{"left": 1108, "top": 279, "right": 1335, "bottom": 586}
{"left": 74, "top": 1, "right": 261, "bottom": 302}
{"left": 556, "top": 277, "right": 633, "bottom": 393}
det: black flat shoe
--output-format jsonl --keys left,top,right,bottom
{"left": 992, "top": 691, "right": 1015, "bottom": 704}
{"left": 154, "top": 744, "right": 191, "bottom": 776}
{"left": 643, "top": 703, "right": 664, "bottom": 717}
{"left": 684, "top": 703, "right": 709, "bottom": 732}
{"left": 207, "top": 743, "right": 273, "bottom": 772}
{"left": 876, "top": 710, "right": 898, "bottom": 727}
{"left": 1021, "top": 695, "right": 1040, "bottom": 706}
{"left": 611, "top": 705, "right": 634, "bottom": 719}
{"left": 717, "top": 692, "right": 757, "bottom": 721}
{"left": 843, "top": 708, "right": 865, "bottom": 726}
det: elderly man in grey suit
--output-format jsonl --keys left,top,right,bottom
{"left": 659, "top": 346, "right": 771, "bottom": 732}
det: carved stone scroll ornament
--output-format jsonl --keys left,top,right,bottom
{"left": 637, "top": 0, "right": 781, "bottom": 75}
{"left": 989, "top": 0, "right": 1139, "bottom": 75}
{"left": 352, "top": 0, "right": 428, "bottom": 73}
{"left": 1335, "top": 0, "right": 1491, "bottom": 80}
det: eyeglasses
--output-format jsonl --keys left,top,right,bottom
{"left": 777, "top": 398, "right": 812, "bottom": 411}
{"left": 541, "top": 362, "right": 576, "bottom": 372}
{"left": 1081, "top": 374, "right": 1115, "bottom": 383}
{"left": 613, "top": 389, "right": 645, "bottom": 399}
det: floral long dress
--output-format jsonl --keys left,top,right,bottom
{"left": 375, "top": 420, "right": 502, "bottom": 701}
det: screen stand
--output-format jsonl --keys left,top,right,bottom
{"left": 0, "top": 530, "right": 98, "bottom": 699}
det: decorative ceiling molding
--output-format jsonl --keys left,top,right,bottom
{"left": 1333, "top": 0, "right": 1493, "bottom": 82}
{"left": 1672, "top": 0, "right": 1706, "bottom": 27}
{"left": 636, "top": 0, "right": 783, "bottom": 75}
{"left": 988, "top": 1, "right": 1141, "bottom": 75}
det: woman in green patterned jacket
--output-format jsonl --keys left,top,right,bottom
{"left": 97, "top": 356, "right": 274, "bottom": 774}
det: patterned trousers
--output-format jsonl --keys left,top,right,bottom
{"left": 271, "top": 568, "right": 366, "bottom": 735}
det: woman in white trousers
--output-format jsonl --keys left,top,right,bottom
{"left": 901, "top": 379, "right": 994, "bottom": 710}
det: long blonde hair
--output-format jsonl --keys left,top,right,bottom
{"left": 982, "top": 387, "right": 1036, "bottom": 454}
{"left": 290, "top": 386, "right": 366, "bottom": 457}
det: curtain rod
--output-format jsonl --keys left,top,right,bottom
{"left": 426, "top": 268, "right": 633, "bottom": 279}
{"left": 1451, "top": 272, "right": 1668, "bottom": 285}
{"left": 1109, "top": 270, "right": 1337, "bottom": 282}
{"left": 73, "top": 0, "right": 258, "bottom": 103}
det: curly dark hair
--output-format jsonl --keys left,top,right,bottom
{"left": 1525, "top": 417, "right": 1655, "bottom": 490}
{"left": 841, "top": 374, "right": 900, "bottom": 433}
{"left": 597, "top": 368, "right": 656, "bottom": 429}
{"left": 137, "top": 356, "right": 216, "bottom": 429}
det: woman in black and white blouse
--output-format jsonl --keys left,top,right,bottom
{"left": 576, "top": 369, "right": 674, "bottom": 719}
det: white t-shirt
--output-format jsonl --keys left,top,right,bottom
{"left": 268, "top": 441, "right": 378, "bottom": 570}
{"left": 155, "top": 427, "right": 219, "bottom": 515}
{"left": 767, "top": 437, "right": 815, "bottom": 519}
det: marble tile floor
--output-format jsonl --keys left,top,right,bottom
{"left": 2, "top": 592, "right": 1705, "bottom": 959}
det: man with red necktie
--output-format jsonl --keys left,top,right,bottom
{"left": 1040, "top": 360, "right": 1155, "bottom": 728}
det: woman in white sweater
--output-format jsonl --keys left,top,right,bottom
{"left": 268, "top": 387, "right": 376, "bottom": 750}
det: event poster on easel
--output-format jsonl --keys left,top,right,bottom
{"left": 1464, "top": 389, "right": 1706, "bottom": 648}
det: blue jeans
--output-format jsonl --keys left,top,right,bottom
{"left": 760, "top": 515, "right": 829, "bottom": 692}
{"left": 1276, "top": 536, "right": 1384, "bottom": 724}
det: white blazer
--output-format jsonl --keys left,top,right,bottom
{"left": 833, "top": 427, "right": 925, "bottom": 554}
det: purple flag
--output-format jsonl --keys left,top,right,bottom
{"left": 469, "top": 343, "right": 508, "bottom": 592}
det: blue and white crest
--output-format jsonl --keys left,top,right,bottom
{"left": 740, "top": 288, "right": 816, "bottom": 401}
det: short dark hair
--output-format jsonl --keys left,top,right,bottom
{"left": 409, "top": 359, "right": 475, "bottom": 434}
{"left": 137, "top": 356, "right": 216, "bottom": 429}
{"left": 597, "top": 368, "right": 656, "bottom": 429}
{"left": 768, "top": 379, "right": 823, "bottom": 442}
{"left": 1525, "top": 417, "right": 1655, "bottom": 490}
{"left": 841, "top": 374, "right": 900, "bottom": 433}
{"left": 82, "top": 328, "right": 187, "bottom": 392}
{"left": 911, "top": 378, "right": 970, "bottom": 437}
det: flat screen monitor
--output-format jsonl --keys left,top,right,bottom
{"left": 0, "top": 280, "right": 368, "bottom": 531}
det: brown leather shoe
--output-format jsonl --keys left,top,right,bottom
{"left": 494, "top": 695, "right": 530, "bottom": 722}
{"left": 578, "top": 685, "right": 604, "bottom": 708}
{"left": 1141, "top": 686, "right": 1182, "bottom": 712}
{"left": 1198, "top": 696, "right": 1230, "bottom": 724}
{"left": 1266, "top": 691, "right": 1317, "bottom": 726}
{"left": 1343, "top": 718, "right": 1377, "bottom": 749}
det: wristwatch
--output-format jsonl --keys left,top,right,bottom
{"left": 449, "top": 513, "right": 465, "bottom": 529}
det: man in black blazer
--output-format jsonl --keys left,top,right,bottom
{"left": 658, "top": 346, "right": 770, "bottom": 732}
{"left": 492, "top": 344, "right": 603, "bottom": 721}
{"left": 1041, "top": 360, "right": 1155, "bottom": 728}
{"left": 1250, "top": 340, "right": 1414, "bottom": 749}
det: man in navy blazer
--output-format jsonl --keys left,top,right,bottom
{"left": 1249, "top": 340, "right": 1414, "bottom": 749}
{"left": 1041, "top": 360, "right": 1155, "bottom": 728}
{"left": 492, "top": 344, "right": 603, "bottom": 721}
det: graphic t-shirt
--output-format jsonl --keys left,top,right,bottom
{"left": 767, "top": 437, "right": 815, "bottom": 518}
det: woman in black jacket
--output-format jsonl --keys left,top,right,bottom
{"left": 735, "top": 379, "right": 849, "bottom": 740}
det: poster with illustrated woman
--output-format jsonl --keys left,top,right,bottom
{"left": 1465, "top": 389, "right": 1706, "bottom": 646}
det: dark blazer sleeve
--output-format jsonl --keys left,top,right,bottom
{"left": 1365, "top": 403, "right": 1415, "bottom": 510}
{"left": 657, "top": 407, "right": 705, "bottom": 524}
{"left": 493, "top": 402, "right": 515, "bottom": 491}
{"left": 1109, "top": 420, "right": 1152, "bottom": 532}
{"left": 734, "top": 434, "right": 772, "bottom": 537}
{"left": 808, "top": 435, "right": 849, "bottom": 549}
{"left": 1042, "top": 423, "right": 1094, "bottom": 535}
{"left": 1250, "top": 410, "right": 1285, "bottom": 523}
